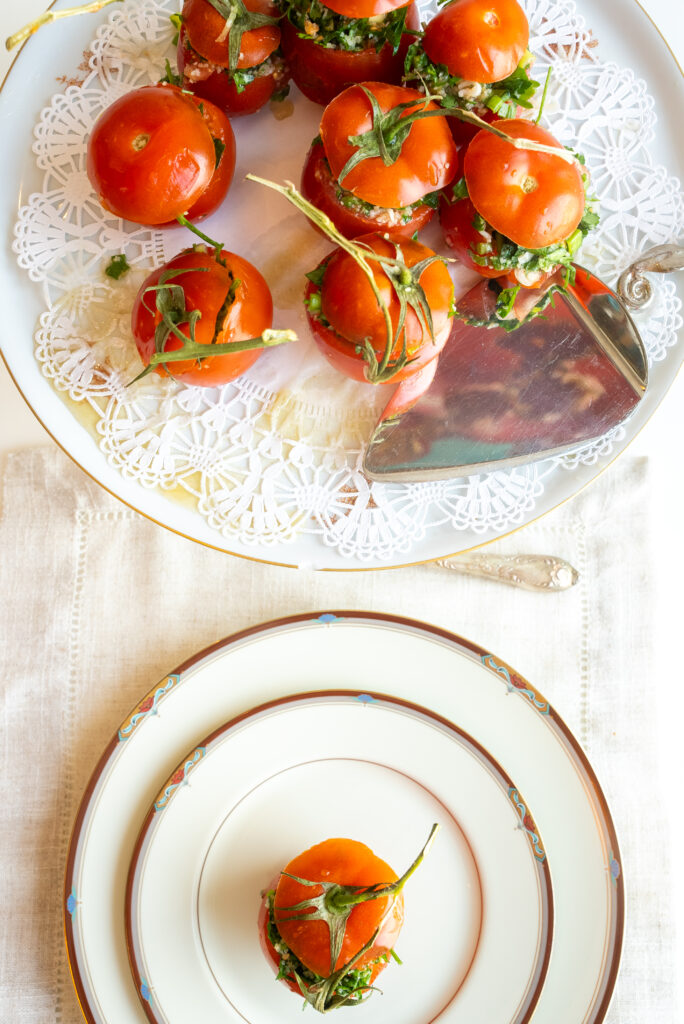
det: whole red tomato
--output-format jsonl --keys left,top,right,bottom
{"left": 280, "top": 4, "right": 418, "bottom": 107}
{"left": 178, "top": 0, "right": 288, "bottom": 116}
{"left": 464, "top": 119, "right": 585, "bottom": 249}
{"left": 422, "top": 0, "right": 529, "bottom": 83}
{"left": 87, "top": 84, "right": 228, "bottom": 225}
{"left": 306, "top": 233, "right": 453, "bottom": 383}
{"left": 131, "top": 247, "right": 274, "bottom": 386}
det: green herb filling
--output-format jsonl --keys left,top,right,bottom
{"left": 281, "top": 0, "right": 409, "bottom": 53}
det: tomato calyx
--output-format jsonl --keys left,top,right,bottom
{"left": 336, "top": 86, "right": 445, "bottom": 183}
{"left": 274, "top": 824, "right": 438, "bottom": 1012}
{"left": 201, "top": 0, "right": 280, "bottom": 72}
{"left": 248, "top": 174, "right": 450, "bottom": 382}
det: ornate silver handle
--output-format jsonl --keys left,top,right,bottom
{"left": 617, "top": 243, "right": 684, "bottom": 310}
{"left": 432, "top": 553, "right": 579, "bottom": 592}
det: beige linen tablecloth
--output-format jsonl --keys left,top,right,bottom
{"left": 0, "top": 446, "right": 677, "bottom": 1022}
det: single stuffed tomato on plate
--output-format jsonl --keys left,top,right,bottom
{"left": 279, "top": 0, "right": 419, "bottom": 106}
{"left": 301, "top": 81, "right": 458, "bottom": 238}
{"left": 403, "top": 0, "right": 538, "bottom": 147}
{"left": 177, "top": 0, "right": 290, "bottom": 116}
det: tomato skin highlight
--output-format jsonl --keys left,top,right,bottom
{"left": 273, "top": 838, "right": 405, "bottom": 980}
{"left": 300, "top": 138, "right": 435, "bottom": 241}
{"left": 319, "top": 82, "right": 458, "bottom": 209}
{"left": 306, "top": 234, "right": 453, "bottom": 383}
{"left": 131, "top": 248, "right": 273, "bottom": 386}
{"left": 464, "top": 119, "right": 585, "bottom": 250}
{"left": 422, "top": 0, "right": 529, "bottom": 84}
{"left": 182, "top": 0, "right": 281, "bottom": 69}
{"left": 86, "top": 85, "right": 216, "bottom": 225}
{"left": 280, "top": 4, "right": 418, "bottom": 107}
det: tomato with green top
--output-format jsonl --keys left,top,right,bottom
{"left": 305, "top": 233, "right": 454, "bottom": 383}
{"left": 273, "top": 839, "right": 403, "bottom": 983}
{"left": 131, "top": 247, "right": 275, "bottom": 386}
{"left": 87, "top": 84, "right": 225, "bottom": 225}
{"left": 178, "top": 0, "right": 289, "bottom": 116}
{"left": 301, "top": 82, "right": 457, "bottom": 239}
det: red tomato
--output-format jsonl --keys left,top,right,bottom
{"left": 273, "top": 838, "right": 404, "bottom": 982}
{"left": 280, "top": 4, "right": 418, "bottom": 107}
{"left": 319, "top": 82, "right": 458, "bottom": 209}
{"left": 464, "top": 119, "right": 585, "bottom": 249}
{"left": 178, "top": 29, "right": 288, "bottom": 117}
{"left": 182, "top": 0, "right": 280, "bottom": 69}
{"left": 301, "top": 137, "right": 434, "bottom": 240}
{"left": 87, "top": 84, "right": 217, "bottom": 225}
{"left": 306, "top": 233, "right": 453, "bottom": 383}
{"left": 131, "top": 247, "right": 273, "bottom": 386}
{"left": 422, "top": 0, "right": 529, "bottom": 83}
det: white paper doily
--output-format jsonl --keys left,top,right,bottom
{"left": 10, "top": 0, "right": 684, "bottom": 564}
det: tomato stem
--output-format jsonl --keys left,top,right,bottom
{"left": 176, "top": 214, "right": 224, "bottom": 262}
{"left": 5, "top": 0, "right": 122, "bottom": 51}
{"left": 201, "top": 0, "right": 280, "bottom": 73}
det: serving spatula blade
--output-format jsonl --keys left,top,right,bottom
{"left": 363, "top": 267, "right": 648, "bottom": 482}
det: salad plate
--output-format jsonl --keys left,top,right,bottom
{"left": 65, "top": 612, "right": 623, "bottom": 1024}
{"left": 0, "top": 0, "right": 683, "bottom": 568}
{"left": 125, "top": 694, "right": 553, "bottom": 1024}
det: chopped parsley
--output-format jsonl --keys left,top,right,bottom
{"left": 281, "top": 0, "right": 409, "bottom": 53}
{"left": 403, "top": 45, "right": 539, "bottom": 119}
{"left": 104, "top": 253, "right": 130, "bottom": 280}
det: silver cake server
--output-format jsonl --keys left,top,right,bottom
{"left": 363, "top": 245, "right": 684, "bottom": 482}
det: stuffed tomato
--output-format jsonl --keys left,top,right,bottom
{"left": 177, "top": 0, "right": 289, "bottom": 116}
{"left": 403, "top": 0, "right": 538, "bottom": 146}
{"left": 260, "top": 827, "right": 437, "bottom": 1012}
{"left": 280, "top": 0, "right": 419, "bottom": 106}
{"left": 304, "top": 232, "right": 454, "bottom": 384}
{"left": 131, "top": 245, "right": 294, "bottom": 386}
{"left": 301, "top": 82, "right": 458, "bottom": 238}
{"left": 87, "top": 83, "right": 235, "bottom": 225}
{"left": 440, "top": 119, "right": 599, "bottom": 291}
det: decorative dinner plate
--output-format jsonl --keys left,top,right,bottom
{"left": 64, "top": 612, "right": 623, "bottom": 1024}
{"left": 1, "top": 0, "right": 682, "bottom": 568}
{"left": 125, "top": 694, "right": 553, "bottom": 1024}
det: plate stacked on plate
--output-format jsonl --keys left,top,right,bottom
{"left": 65, "top": 612, "right": 623, "bottom": 1023}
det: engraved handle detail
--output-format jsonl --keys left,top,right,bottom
{"left": 617, "top": 243, "right": 684, "bottom": 310}
{"left": 433, "top": 553, "right": 579, "bottom": 591}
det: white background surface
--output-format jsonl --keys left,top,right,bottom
{"left": 0, "top": 0, "right": 682, "bottom": 1013}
